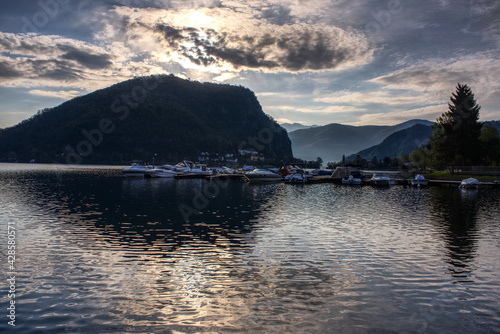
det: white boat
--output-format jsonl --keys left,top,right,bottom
{"left": 410, "top": 174, "right": 428, "bottom": 187}
{"left": 284, "top": 170, "right": 314, "bottom": 183}
{"left": 174, "top": 161, "right": 212, "bottom": 175}
{"left": 459, "top": 178, "right": 480, "bottom": 189}
{"left": 145, "top": 166, "right": 177, "bottom": 178}
{"left": 370, "top": 173, "right": 396, "bottom": 186}
{"left": 122, "top": 163, "right": 153, "bottom": 177}
{"left": 241, "top": 165, "right": 255, "bottom": 171}
{"left": 212, "top": 166, "right": 237, "bottom": 174}
{"left": 244, "top": 168, "right": 283, "bottom": 182}
{"left": 342, "top": 171, "right": 363, "bottom": 185}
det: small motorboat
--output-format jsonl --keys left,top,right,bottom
{"left": 459, "top": 178, "right": 480, "bottom": 189}
{"left": 312, "top": 169, "right": 333, "bottom": 176}
{"left": 174, "top": 161, "right": 212, "bottom": 175}
{"left": 410, "top": 174, "right": 429, "bottom": 187}
{"left": 241, "top": 165, "right": 255, "bottom": 171}
{"left": 212, "top": 166, "right": 237, "bottom": 174}
{"left": 244, "top": 169, "right": 283, "bottom": 182}
{"left": 145, "top": 166, "right": 177, "bottom": 178}
{"left": 284, "top": 169, "right": 314, "bottom": 183}
{"left": 370, "top": 173, "right": 396, "bottom": 186}
{"left": 122, "top": 163, "right": 153, "bottom": 177}
{"left": 342, "top": 171, "right": 363, "bottom": 185}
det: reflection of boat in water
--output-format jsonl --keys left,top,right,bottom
{"left": 122, "top": 163, "right": 152, "bottom": 177}
{"left": 145, "top": 166, "right": 177, "bottom": 178}
{"left": 459, "top": 178, "right": 480, "bottom": 189}
{"left": 244, "top": 169, "right": 283, "bottom": 182}
{"left": 370, "top": 173, "right": 396, "bottom": 186}
{"left": 342, "top": 171, "right": 363, "bottom": 185}
{"left": 284, "top": 169, "right": 314, "bottom": 183}
{"left": 410, "top": 174, "right": 428, "bottom": 187}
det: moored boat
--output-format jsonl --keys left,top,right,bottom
{"left": 122, "top": 163, "right": 153, "bottom": 177}
{"left": 410, "top": 174, "right": 429, "bottom": 187}
{"left": 459, "top": 177, "right": 480, "bottom": 189}
{"left": 244, "top": 168, "right": 283, "bottom": 182}
{"left": 370, "top": 173, "right": 396, "bottom": 186}
{"left": 284, "top": 169, "right": 314, "bottom": 183}
{"left": 342, "top": 171, "right": 363, "bottom": 185}
{"left": 174, "top": 161, "right": 212, "bottom": 175}
{"left": 145, "top": 166, "right": 177, "bottom": 178}
{"left": 312, "top": 169, "right": 333, "bottom": 176}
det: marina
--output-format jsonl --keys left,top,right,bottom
{"left": 126, "top": 163, "right": 500, "bottom": 188}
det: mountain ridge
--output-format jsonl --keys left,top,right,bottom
{"left": 288, "top": 119, "right": 433, "bottom": 163}
{"left": 0, "top": 75, "right": 293, "bottom": 164}
{"left": 347, "top": 124, "right": 433, "bottom": 161}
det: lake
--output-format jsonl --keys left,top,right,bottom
{"left": 1, "top": 164, "right": 500, "bottom": 333}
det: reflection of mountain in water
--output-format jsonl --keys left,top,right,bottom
{"left": 46, "top": 171, "right": 280, "bottom": 254}
{"left": 429, "top": 187, "right": 481, "bottom": 281}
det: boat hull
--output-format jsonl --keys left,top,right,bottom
{"left": 342, "top": 178, "right": 362, "bottom": 185}
{"left": 145, "top": 169, "right": 177, "bottom": 178}
{"left": 245, "top": 174, "right": 282, "bottom": 182}
{"left": 285, "top": 174, "right": 314, "bottom": 183}
{"left": 410, "top": 179, "right": 429, "bottom": 187}
{"left": 459, "top": 178, "right": 480, "bottom": 189}
{"left": 371, "top": 179, "right": 396, "bottom": 186}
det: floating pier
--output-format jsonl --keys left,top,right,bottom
{"left": 172, "top": 171, "right": 499, "bottom": 188}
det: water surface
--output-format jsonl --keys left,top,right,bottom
{"left": 1, "top": 164, "right": 499, "bottom": 333}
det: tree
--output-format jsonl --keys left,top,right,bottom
{"left": 430, "top": 83, "right": 483, "bottom": 168}
{"left": 410, "top": 146, "right": 433, "bottom": 170}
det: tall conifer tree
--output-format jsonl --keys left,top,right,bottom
{"left": 431, "top": 83, "right": 483, "bottom": 167}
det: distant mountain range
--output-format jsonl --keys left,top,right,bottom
{"left": 288, "top": 119, "right": 433, "bottom": 163}
{"left": 0, "top": 75, "right": 293, "bottom": 164}
{"left": 486, "top": 120, "right": 500, "bottom": 132}
{"left": 346, "top": 124, "right": 434, "bottom": 162}
{"left": 280, "top": 123, "right": 318, "bottom": 132}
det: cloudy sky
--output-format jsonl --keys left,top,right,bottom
{"left": 0, "top": 0, "right": 499, "bottom": 128}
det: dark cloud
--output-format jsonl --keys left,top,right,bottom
{"left": 154, "top": 23, "right": 370, "bottom": 72}
{"left": 155, "top": 24, "right": 184, "bottom": 47}
{"left": 260, "top": 5, "right": 294, "bottom": 25}
{"left": 0, "top": 33, "right": 114, "bottom": 84}
{"left": 0, "top": 60, "right": 22, "bottom": 78}
{"left": 58, "top": 45, "right": 112, "bottom": 69}
{"left": 29, "top": 59, "right": 83, "bottom": 81}
{"left": 0, "top": 57, "right": 80, "bottom": 82}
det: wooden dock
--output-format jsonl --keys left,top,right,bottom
{"left": 428, "top": 179, "right": 499, "bottom": 187}
{"left": 174, "top": 173, "right": 246, "bottom": 180}
{"left": 173, "top": 173, "right": 499, "bottom": 188}
{"left": 310, "top": 176, "right": 499, "bottom": 187}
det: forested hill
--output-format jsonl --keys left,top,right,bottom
{"left": 347, "top": 124, "right": 434, "bottom": 161}
{"left": 0, "top": 75, "right": 293, "bottom": 164}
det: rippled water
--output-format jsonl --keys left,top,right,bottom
{"left": 1, "top": 164, "right": 500, "bottom": 333}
